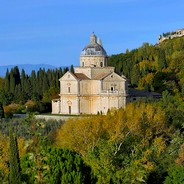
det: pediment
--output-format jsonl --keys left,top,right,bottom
{"left": 59, "top": 71, "right": 78, "bottom": 81}
{"left": 102, "top": 72, "right": 126, "bottom": 81}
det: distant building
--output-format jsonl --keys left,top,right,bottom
{"left": 128, "top": 88, "right": 162, "bottom": 102}
{"left": 52, "top": 33, "right": 161, "bottom": 115}
{"left": 158, "top": 28, "right": 184, "bottom": 44}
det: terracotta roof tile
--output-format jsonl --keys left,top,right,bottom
{"left": 93, "top": 73, "right": 110, "bottom": 80}
{"left": 74, "top": 73, "right": 90, "bottom": 80}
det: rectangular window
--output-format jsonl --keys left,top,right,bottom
{"left": 69, "top": 106, "right": 71, "bottom": 114}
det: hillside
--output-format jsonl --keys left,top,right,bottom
{"left": 108, "top": 35, "right": 184, "bottom": 96}
{"left": 0, "top": 36, "right": 184, "bottom": 184}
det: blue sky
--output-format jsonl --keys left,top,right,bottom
{"left": 0, "top": 0, "right": 183, "bottom": 67}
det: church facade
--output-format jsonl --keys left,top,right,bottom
{"left": 52, "top": 33, "right": 128, "bottom": 115}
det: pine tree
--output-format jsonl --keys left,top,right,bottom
{"left": 9, "top": 127, "right": 21, "bottom": 184}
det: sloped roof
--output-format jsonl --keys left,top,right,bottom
{"left": 74, "top": 73, "right": 90, "bottom": 80}
{"left": 60, "top": 71, "right": 78, "bottom": 81}
{"left": 93, "top": 73, "right": 110, "bottom": 80}
{"left": 128, "top": 88, "right": 162, "bottom": 98}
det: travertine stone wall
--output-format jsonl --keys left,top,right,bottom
{"left": 80, "top": 55, "right": 107, "bottom": 67}
{"left": 80, "top": 80, "right": 101, "bottom": 95}
{"left": 52, "top": 100, "right": 60, "bottom": 114}
{"left": 60, "top": 72, "right": 79, "bottom": 95}
{"left": 102, "top": 73, "right": 127, "bottom": 93}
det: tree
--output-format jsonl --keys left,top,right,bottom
{"left": 55, "top": 116, "right": 105, "bottom": 156}
{"left": 9, "top": 71, "right": 16, "bottom": 94}
{"left": 130, "top": 64, "right": 140, "bottom": 86}
{"left": 70, "top": 64, "right": 74, "bottom": 73}
{"left": 4, "top": 69, "right": 10, "bottom": 93}
{"left": 0, "top": 103, "right": 4, "bottom": 119}
{"left": 21, "top": 147, "right": 94, "bottom": 184}
{"left": 55, "top": 103, "right": 170, "bottom": 183}
{"left": 0, "top": 133, "right": 9, "bottom": 181}
{"left": 157, "top": 49, "right": 167, "bottom": 70}
{"left": 9, "top": 127, "right": 21, "bottom": 184}
{"left": 164, "top": 165, "right": 184, "bottom": 184}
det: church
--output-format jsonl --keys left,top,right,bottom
{"left": 52, "top": 33, "right": 128, "bottom": 115}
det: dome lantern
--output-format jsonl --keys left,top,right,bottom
{"left": 90, "top": 32, "right": 97, "bottom": 44}
{"left": 80, "top": 33, "right": 108, "bottom": 67}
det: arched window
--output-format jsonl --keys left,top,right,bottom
{"left": 67, "top": 101, "right": 72, "bottom": 114}
{"left": 67, "top": 83, "right": 71, "bottom": 93}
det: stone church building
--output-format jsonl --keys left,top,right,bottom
{"left": 52, "top": 33, "right": 128, "bottom": 115}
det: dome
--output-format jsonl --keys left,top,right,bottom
{"left": 81, "top": 33, "right": 107, "bottom": 56}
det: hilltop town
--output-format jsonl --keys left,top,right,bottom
{"left": 158, "top": 28, "right": 184, "bottom": 43}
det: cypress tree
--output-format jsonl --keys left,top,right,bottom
{"left": 9, "top": 71, "right": 16, "bottom": 94}
{"left": 4, "top": 69, "right": 10, "bottom": 93}
{"left": 42, "top": 74, "right": 49, "bottom": 93}
{"left": 9, "top": 127, "right": 21, "bottom": 184}
{"left": 63, "top": 67, "right": 69, "bottom": 74}
{"left": 58, "top": 67, "right": 63, "bottom": 77}
{"left": 13, "top": 66, "right": 21, "bottom": 86}
{"left": 21, "top": 69, "right": 26, "bottom": 93}
{"left": 70, "top": 64, "right": 74, "bottom": 73}
{"left": 0, "top": 102, "right": 4, "bottom": 118}
{"left": 30, "top": 70, "right": 37, "bottom": 97}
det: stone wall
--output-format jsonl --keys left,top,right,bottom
{"left": 80, "top": 55, "right": 107, "bottom": 67}
{"left": 52, "top": 99, "right": 60, "bottom": 114}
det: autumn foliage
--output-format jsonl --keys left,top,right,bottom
{"left": 55, "top": 102, "right": 178, "bottom": 183}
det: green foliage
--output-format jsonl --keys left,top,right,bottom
{"left": 20, "top": 115, "right": 94, "bottom": 184}
{"left": 56, "top": 102, "right": 176, "bottom": 183}
{"left": 1, "top": 32, "right": 184, "bottom": 184}
{"left": 164, "top": 165, "right": 184, "bottom": 184}
{"left": 0, "top": 99, "right": 183, "bottom": 183}
{"left": 0, "top": 117, "right": 64, "bottom": 139}
{"left": 9, "top": 127, "right": 21, "bottom": 184}
{"left": 21, "top": 147, "right": 94, "bottom": 184}
{"left": 0, "top": 66, "right": 67, "bottom": 113}
{"left": 159, "top": 91, "right": 184, "bottom": 128}
{"left": 70, "top": 64, "right": 74, "bottom": 73}
{"left": 108, "top": 36, "right": 184, "bottom": 94}
{"left": 0, "top": 170, "right": 9, "bottom": 183}
{"left": 0, "top": 103, "right": 4, "bottom": 119}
